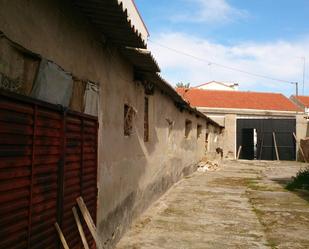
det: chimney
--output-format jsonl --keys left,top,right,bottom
{"left": 232, "top": 83, "right": 239, "bottom": 91}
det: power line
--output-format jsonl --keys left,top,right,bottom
{"left": 149, "top": 39, "right": 295, "bottom": 84}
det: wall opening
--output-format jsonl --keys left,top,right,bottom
{"left": 124, "top": 104, "right": 134, "bottom": 136}
{"left": 205, "top": 132, "right": 209, "bottom": 151}
{"left": 166, "top": 118, "right": 174, "bottom": 138}
{"left": 197, "top": 124, "right": 202, "bottom": 138}
{"left": 241, "top": 128, "right": 255, "bottom": 160}
{"left": 185, "top": 119, "right": 192, "bottom": 138}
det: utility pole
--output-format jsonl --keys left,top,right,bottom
{"left": 291, "top": 82, "right": 299, "bottom": 96}
{"left": 301, "top": 57, "right": 306, "bottom": 95}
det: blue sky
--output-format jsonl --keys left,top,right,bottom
{"left": 135, "top": 0, "right": 309, "bottom": 96}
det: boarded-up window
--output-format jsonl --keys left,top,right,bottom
{"left": 84, "top": 82, "right": 99, "bottom": 116}
{"left": 197, "top": 124, "right": 202, "bottom": 138}
{"left": 185, "top": 119, "right": 192, "bottom": 138}
{"left": 124, "top": 104, "right": 134, "bottom": 136}
{"left": 31, "top": 59, "right": 73, "bottom": 106}
{"left": 144, "top": 97, "right": 149, "bottom": 142}
{"left": 69, "top": 78, "right": 87, "bottom": 112}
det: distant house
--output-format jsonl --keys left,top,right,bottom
{"left": 290, "top": 95, "right": 309, "bottom": 115}
{"left": 195, "top": 81, "right": 239, "bottom": 91}
{"left": 177, "top": 88, "right": 306, "bottom": 161}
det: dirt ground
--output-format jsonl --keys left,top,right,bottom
{"left": 115, "top": 160, "right": 309, "bottom": 249}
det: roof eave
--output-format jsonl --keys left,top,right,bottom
{"left": 71, "top": 0, "right": 147, "bottom": 48}
{"left": 121, "top": 47, "right": 160, "bottom": 73}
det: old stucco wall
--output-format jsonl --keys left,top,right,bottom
{"left": 98, "top": 48, "right": 207, "bottom": 246}
{"left": 96, "top": 53, "right": 207, "bottom": 247}
{"left": 205, "top": 123, "right": 223, "bottom": 160}
{"left": 0, "top": 1, "right": 207, "bottom": 247}
{"left": 296, "top": 114, "right": 308, "bottom": 160}
{"left": 0, "top": 0, "right": 107, "bottom": 84}
{"left": 223, "top": 114, "right": 237, "bottom": 159}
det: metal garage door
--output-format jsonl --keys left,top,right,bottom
{"left": 0, "top": 90, "right": 98, "bottom": 249}
{"left": 237, "top": 118, "right": 296, "bottom": 161}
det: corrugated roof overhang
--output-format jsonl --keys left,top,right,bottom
{"left": 71, "top": 0, "right": 147, "bottom": 48}
{"left": 140, "top": 72, "right": 223, "bottom": 128}
{"left": 121, "top": 47, "right": 160, "bottom": 72}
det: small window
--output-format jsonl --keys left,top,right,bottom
{"left": 124, "top": 104, "right": 134, "bottom": 136}
{"left": 185, "top": 119, "right": 192, "bottom": 138}
{"left": 197, "top": 124, "right": 202, "bottom": 138}
{"left": 205, "top": 133, "right": 209, "bottom": 143}
{"left": 214, "top": 135, "right": 218, "bottom": 143}
{"left": 166, "top": 118, "right": 174, "bottom": 137}
{"left": 144, "top": 97, "right": 149, "bottom": 142}
{"left": 205, "top": 132, "right": 209, "bottom": 151}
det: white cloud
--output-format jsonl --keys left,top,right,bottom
{"left": 172, "top": 0, "right": 248, "bottom": 24}
{"left": 149, "top": 32, "right": 309, "bottom": 95}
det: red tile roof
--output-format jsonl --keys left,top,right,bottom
{"left": 176, "top": 88, "right": 300, "bottom": 112}
{"left": 291, "top": 95, "right": 309, "bottom": 108}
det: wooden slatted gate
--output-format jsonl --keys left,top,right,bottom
{"left": 0, "top": 90, "right": 98, "bottom": 249}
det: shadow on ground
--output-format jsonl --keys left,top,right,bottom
{"left": 272, "top": 177, "right": 309, "bottom": 203}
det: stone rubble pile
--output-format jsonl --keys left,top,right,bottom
{"left": 197, "top": 160, "right": 220, "bottom": 172}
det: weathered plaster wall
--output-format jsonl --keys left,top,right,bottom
{"left": 205, "top": 123, "right": 223, "bottom": 160}
{"left": 0, "top": 0, "right": 107, "bottom": 84}
{"left": 201, "top": 112, "right": 236, "bottom": 159}
{"left": 296, "top": 114, "right": 307, "bottom": 139}
{"left": 296, "top": 114, "right": 308, "bottom": 160}
{"left": 0, "top": 1, "right": 208, "bottom": 248}
{"left": 97, "top": 50, "right": 207, "bottom": 246}
{"left": 223, "top": 114, "right": 237, "bottom": 159}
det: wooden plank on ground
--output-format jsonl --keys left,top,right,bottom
{"left": 73, "top": 206, "right": 90, "bottom": 249}
{"left": 259, "top": 134, "right": 264, "bottom": 160}
{"left": 273, "top": 132, "right": 280, "bottom": 161}
{"left": 54, "top": 222, "right": 70, "bottom": 249}
{"left": 77, "top": 197, "right": 103, "bottom": 249}
{"left": 293, "top": 132, "right": 307, "bottom": 163}
{"left": 237, "top": 145, "right": 242, "bottom": 160}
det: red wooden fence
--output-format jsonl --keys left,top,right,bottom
{"left": 0, "top": 90, "right": 98, "bottom": 249}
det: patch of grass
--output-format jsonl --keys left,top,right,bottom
{"left": 246, "top": 191, "right": 279, "bottom": 249}
{"left": 162, "top": 207, "right": 186, "bottom": 216}
{"left": 267, "top": 239, "right": 278, "bottom": 249}
{"left": 252, "top": 206, "right": 264, "bottom": 219}
{"left": 246, "top": 179, "right": 277, "bottom": 192}
{"left": 211, "top": 177, "right": 261, "bottom": 188}
{"left": 251, "top": 207, "right": 279, "bottom": 248}
{"left": 286, "top": 167, "right": 309, "bottom": 191}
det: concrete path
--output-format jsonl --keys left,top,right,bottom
{"left": 116, "top": 160, "right": 309, "bottom": 249}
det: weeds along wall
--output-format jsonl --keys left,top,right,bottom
{"left": 0, "top": 1, "right": 208, "bottom": 248}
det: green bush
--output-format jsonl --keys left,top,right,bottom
{"left": 286, "top": 167, "right": 309, "bottom": 191}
